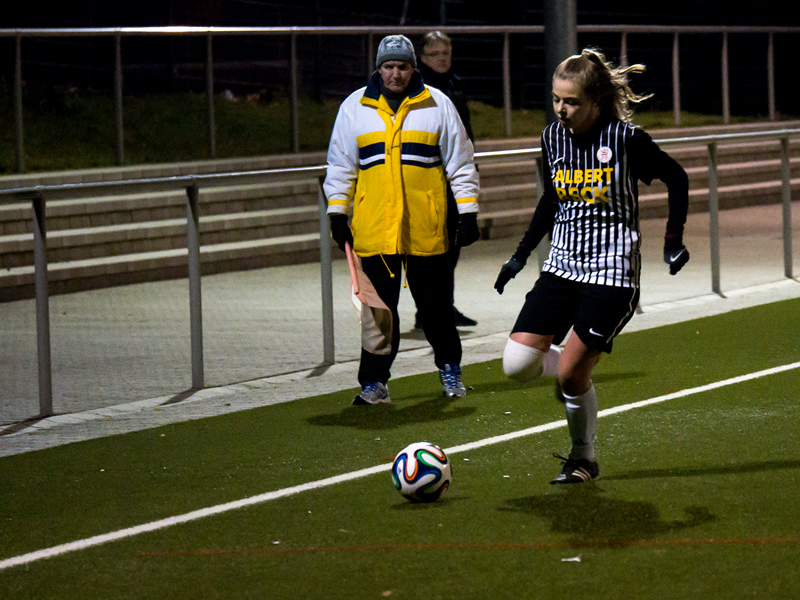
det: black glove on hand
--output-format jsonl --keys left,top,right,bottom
{"left": 664, "top": 243, "right": 690, "bottom": 275}
{"left": 455, "top": 213, "right": 480, "bottom": 247}
{"left": 494, "top": 257, "right": 526, "bottom": 294}
{"left": 329, "top": 214, "right": 353, "bottom": 252}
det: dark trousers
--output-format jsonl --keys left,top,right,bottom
{"left": 358, "top": 253, "right": 462, "bottom": 384}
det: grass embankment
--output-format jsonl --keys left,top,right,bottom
{"left": 0, "top": 86, "right": 791, "bottom": 173}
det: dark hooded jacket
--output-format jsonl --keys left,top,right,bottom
{"left": 419, "top": 62, "right": 474, "bottom": 143}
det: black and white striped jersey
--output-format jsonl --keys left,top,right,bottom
{"left": 538, "top": 117, "right": 660, "bottom": 288}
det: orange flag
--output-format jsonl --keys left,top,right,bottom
{"left": 345, "top": 243, "right": 393, "bottom": 355}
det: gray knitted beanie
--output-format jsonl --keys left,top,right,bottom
{"left": 376, "top": 35, "right": 417, "bottom": 68}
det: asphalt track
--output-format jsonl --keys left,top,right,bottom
{"left": 1, "top": 202, "right": 798, "bottom": 456}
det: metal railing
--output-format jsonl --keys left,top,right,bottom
{"left": 2, "top": 24, "right": 800, "bottom": 172}
{"left": 0, "top": 127, "right": 797, "bottom": 420}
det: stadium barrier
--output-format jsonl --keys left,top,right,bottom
{"left": 2, "top": 24, "right": 799, "bottom": 172}
{"left": 0, "top": 127, "right": 797, "bottom": 419}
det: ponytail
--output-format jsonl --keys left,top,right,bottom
{"left": 554, "top": 48, "right": 651, "bottom": 123}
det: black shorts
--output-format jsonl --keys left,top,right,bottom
{"left": 511, "top": 272, "right": 640, "bottom": 353}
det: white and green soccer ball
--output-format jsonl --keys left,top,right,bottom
{"left": 391, "top": 442, "right": 451, "bottom": 502}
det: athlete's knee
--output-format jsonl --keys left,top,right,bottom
{"left": 503, "top": 338, "right": 549, "bottom": 383}
{"left": 556, "top": 376, "right": 594, "bottom": 401}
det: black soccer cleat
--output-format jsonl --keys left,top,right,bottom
{"left": 550, "top": 454, "right": 600, "bottom": 484}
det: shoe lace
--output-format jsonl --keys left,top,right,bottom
{"left": 552, "top": 453, "right": 576, "bottom": 468}
{"left": 441, "top": 365, "right": 463, "bottom": 389}
{"left": 362, "top": 382, "right": 381, "bottom": 394}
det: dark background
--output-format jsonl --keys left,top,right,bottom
{"left": 2, "top": 1, "right": 798, "bottom": 116}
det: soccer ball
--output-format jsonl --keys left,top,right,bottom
{"left": 391, "top": 442, "right": 451, "bottom": 502}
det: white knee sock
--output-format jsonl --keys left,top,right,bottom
{"left": 563, "top": 384, "right": 597, "bottom": 461}
{"left": 503, "top": 339, "right": 562, "bottom": 383}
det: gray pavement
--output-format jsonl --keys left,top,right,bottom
{"left": 1, "top": 202, "right": 799, "bottom": 456}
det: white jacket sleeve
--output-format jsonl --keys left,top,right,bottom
{"left": 436, "top": 90, "right": 480, "bottom": 215}
{"left": 323, "top": 95, "right": 359, "bottom": 215}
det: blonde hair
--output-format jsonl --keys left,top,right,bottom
{"left": 422, "top": 31, "right": 452, "bottom": 51}
{"left": 554, "top": 48, "right": 651, "bottom": 123}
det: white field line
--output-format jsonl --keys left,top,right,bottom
{"left": 2, "top": 360, "right": 799, "bottom": 572}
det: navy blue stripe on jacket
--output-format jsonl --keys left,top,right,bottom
{"left": 401, "top": 142, "right": 442, "bottom": 169}
{"left": 359, "top": 142, "right": 386, "bottom": 170}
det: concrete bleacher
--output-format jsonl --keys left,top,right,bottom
{"left": 1, "top": 121, "right": 798, "bottom": 302}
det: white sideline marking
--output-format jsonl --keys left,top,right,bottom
{"left": 0, "top": 464, "right": 392, "bottom": 571}
{"left": 2, "top": 360, "right": 799, "bottom": 571}
{"left": 447, "top": 360, "right": 800, "bottom": 455}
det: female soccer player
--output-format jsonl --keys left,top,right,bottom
{"left": 494, "top": 48, "right": 690, "bottom": 484}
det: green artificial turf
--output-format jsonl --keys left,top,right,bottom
{"left": 1, "top": 298, "right": 799, "bottom": 599}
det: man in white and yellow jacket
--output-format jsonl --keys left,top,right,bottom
{"left": 324, "top": 34, "right": 480, "bottom": 405}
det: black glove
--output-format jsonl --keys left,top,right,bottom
{"left": 664, "top": 243, "right": 690, "bottom": 275}
{"left": 329, "top": 214, "right": 353, "bottom": 252}
{"left": 494, "top": 257, "right": 526, "bottom": 294}
{"left": 455, "top": 213, "right": 480, "bottom": 247}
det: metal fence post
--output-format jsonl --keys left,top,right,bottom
{"left": 32, "top": 192, "right": 53, "bottom": 417}
{"left": 14, "top": 35, "right": 24, "bottom": 174}
{"left": 672, "top": 32, "right": 681, "bottom": 127}
{"left": 206, "top": 33, "right": 216, "bottom": 159}
{"left": 767, "top": 33, "right": 776, "bottom": 122}
{"left": 114, "top": 34, "right": 124, "bottom": 166}
{"left": 290, "top": 32, "right": 300, "bottom": 153}
{"left": 186, "top": 182, "right": 205, "bottom": 390}
{"left": 619, "top": 31, "right": 628, "bottom": 67}
{"left": 367, "top": 33, "right": 375, "bottom": 79}
{"left": 534, "top": 156, "right": 549, "bottom": 271}
{"left": 708, "top": 141, "right": 722, "bottom": 296}
{"left": 780, "top": 136, "right": 793, "bottom": 278}
{"left": 502, "top": 32, "right": 512, "bottom": 138}
{"left": 318, "top": 176, "right": 335, "bottom": 364}
{"left": 721, "top": 32, "right": 730, "bottom": 125}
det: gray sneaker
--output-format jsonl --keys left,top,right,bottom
{"left": 439, "top": 364, "right": 466, "bottom": 398}
{"left": 352, "top": 382, "right": 391, "bottom": 405}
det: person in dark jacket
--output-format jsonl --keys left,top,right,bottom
{"left": 417, "top": 30, "right": 478, "bottom": 328}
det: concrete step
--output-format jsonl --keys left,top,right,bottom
{"left": 0, "top": 205, "right": 320, "bottom": 269}
{"left": 0, "top": 179, "right": 319, "bottom": 235}
{"left": 478, "top": 177, "right": 800, "bottom": 241}
{"left": 473, "top": 160, "right": 537, "bottom": 188}
{"left": 476, "top": 155, "right": 800, "bottom": 217}
{"left": 1, "top": 122, "right": 798, "bottom": 301}
{"left": 640, "top": 177, "right": 800, "bottom": 219}
{"left": 0, "top": 151, "right": 328, "bottom": 191}
{"left": 650, "top": 156, "right": 800, "bottom": 194}
{"left": 663, "top": 138, "right": 800, "bottom": 170}
{"left": 0, "top": 232, "right": 335, "bottom": 301}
